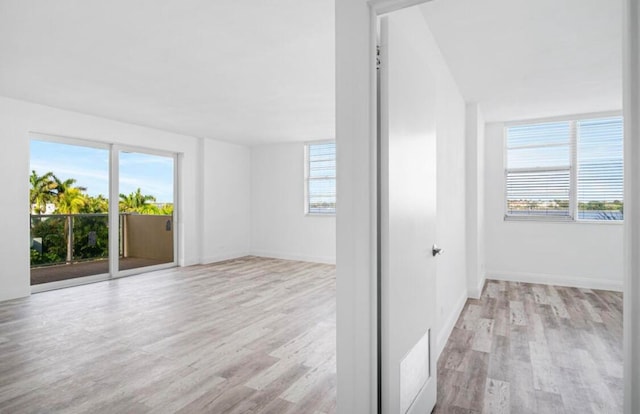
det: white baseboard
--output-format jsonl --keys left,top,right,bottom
{"left": 182, "top": 256, "right": 200, "bottom": 267}
{"left": 250, "top": 250, "right": 336, "bottom": 265}
{"left": 200, "top": 251, "right": 251, "bottom": 265}
{"left": 436, "top": 291, "right": 467, "bottom": 359}
{"left": 486, "top": 270, "right": 623, "bottom": 292}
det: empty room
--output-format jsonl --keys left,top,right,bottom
{"left": 1, "top": 0, "right": 640, "bottom": 414}
{"left": 1, "top": 0, "right": 336, "bottom": 412}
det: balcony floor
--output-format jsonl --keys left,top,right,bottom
{"left": 31, "top": 257, "right": 169, "bottom": 285}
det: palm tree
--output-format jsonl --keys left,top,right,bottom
{"left": 119, "top": 188, "right": 159, "bottom": 214}
{"left": 53, "top": 176, "right": 87, "bottom": 197}
{"left": 55, "top": 187, "right": 88, "bottom": 263}
{"left": 83, "top": 195, "right": 109, "bottom": 214}
{"left": 56, "top": 187, "right": 87, "bottom": 214}
{"left": 29, "top": 170, "right": 56, "bottom": 213}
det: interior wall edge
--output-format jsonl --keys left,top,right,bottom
{"left": 250, "top": 251, "right": 336, "bottom": 265}
{"left": 486, "top": 270, "right": 623, "bottom": 292}
{"left": 468, "top": 273, "right": 487, "bottom": 299}
{"left": 623, "top": 0, "right": 640, "bottom": 412}
{"left": 436, "top": 290, "right": 467, "bottom": 359}
{"left": 200, "top": 252, "right": 251, "bottom": 266}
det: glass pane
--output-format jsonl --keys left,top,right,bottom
{"left": 308, "top": 178, "right": 336, "bottom": 214}
{"left": 30, "top": 140, "right": 109, "bottom": 285}
{"left": 506, "top": 170, "right": 571, "bottom": 217}
{"left": 577, "top": 117, "right": 624, "bottom": 221}
{"left": 507, "top": 146, "right": 570, "bottom": 169}
{"left": 119, "top": 151, "right": 174, "bottom": 272}
{"left": 307, "top": 142, "right": 336, "bottom": 214}
{"left": 507, "top": 121, "right": 571, "bottom": 148}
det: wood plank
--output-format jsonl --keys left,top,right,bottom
{"left": 0, "top": 256, "right": 336, "bottom": 414}
{"left": 483, "top": 378, "right": 510, "bottom": 414}
{"left": 436, "top": 280, "right": 622, "bottom": 413}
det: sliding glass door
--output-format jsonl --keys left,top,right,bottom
{"left": 30, "top": 139, "right": 110, "bottom": 286}
{"left": 29, "top": 135, "right": 177, "bottom": 290}
{"left": 117, "top": 150, "right": 176, "bottom": 274}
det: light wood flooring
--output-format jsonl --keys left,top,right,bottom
{"left": 0, "top": 256, "right": 336, "bottom": 413}
{"left": 2, "top": 260, "right": 625, "bottom": 414}
{"left": 435, "top": 280, "right": 623, "bottom": 414}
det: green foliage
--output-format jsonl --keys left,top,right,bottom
{"left": 56, "top": 187, "right": 88, "bottom": 214}
{"left": 159, "top": 203, "right": 174, "bottom": 216}
{"left": 509, "top": 199, "right": 624, "bottom": 212}
{"left": 83, "top": 195, "right": 109, "bottom": 213}
{"left": 30, "top": 216, "right": 66, "bottom": 265}
{"left": 29, "top": 170, "right": 57, "bottom": 213}
{"left": 29, "top": 173, "right": 173, "bottom": 267}
{"left": 119, "top": 188, "right": 159, "bottom": 214}
{"left": 578, "top": 200, "right": 623, "bottom": 211}
{"left": 72, "top": 215, "right": 109, "bottom": 260}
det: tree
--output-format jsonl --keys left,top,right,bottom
{"left": 29, "top": 175, "right": 166, "bottom": 266}
{"left": 159, "top": 204, "right": 174, "bottom": 216}
{"left": 82, "top": 195, "right": 109, "bottom": 214}
{"left": 53, "top": 176, "right": 87, "bottom": 197}
{"left": 54, "top": 187, "right": 88, "bottom": 263}
{"left": 29, "top": 170, "right": 57, "bottom": 214}
{"left": 55, "top": 187, "right": 88, "bottom": 214}
{"left": 119, "top": 188, "right": 159, "bottom": 214}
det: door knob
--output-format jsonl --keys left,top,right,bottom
{"left": 432, "top": 244, "right": 443, "bottom": 256}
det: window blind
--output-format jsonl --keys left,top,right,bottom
{"left": 306, "top": 142, "right": 336, "bottom": 214}
{"left": 505, "top": 116, "right": 624, "bottom": 221}
{"left": 506, "top": 122, "right": 572, "bottom": 218}
{"left": 577, "top": 117, "right": 623, "bottom": 220}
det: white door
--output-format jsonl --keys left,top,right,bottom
{"left": 378, "top": 6, "right": 438, "bottom": 414}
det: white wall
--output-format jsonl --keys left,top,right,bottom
{"left": 465, "top": 103, "right": 486, "bottom": 298}
{"left": 250, "top": 143, "right": 336, "bottom": 264}
{"left": 202, "top": 139, "right": 251, "bottom": 263}
{"left": 0, "top": 96, "right": 250, "bottom": 302}
{"left": 484, "top": 122, "right": 624, "bottom": 291}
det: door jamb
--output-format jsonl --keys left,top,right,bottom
{"left": 623, "top": 1, "right": 638, "bottom": 412}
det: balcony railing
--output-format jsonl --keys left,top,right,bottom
{"left": 31, "top": 213, "right": 110, "bottom": 266}
{"left": 30, "top": 213, "right": 173, "bottom": 285}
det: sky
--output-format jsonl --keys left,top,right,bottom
{"left": 506, "top": 117, "right": 624, "bottom": 204}
{"left": 30, "top": 140, "right": 174, "bottom": 203}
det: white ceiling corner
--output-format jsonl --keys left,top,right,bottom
{"left": 0, "top": 0, "right": 335, "bottom": 145}
{"left": 419, "top": 0, "right": 622, "bottom": 122}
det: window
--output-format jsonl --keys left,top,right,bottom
{"left": 305, "top": 141, "right": 336, "bottom": 214}
{"left": 505, "top": 115, "right": 623, "bottom": 221}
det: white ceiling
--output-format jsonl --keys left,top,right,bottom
{"left": 420, "top": 0, "right": 622, "bottom": 122}
{"left": 0, "top": 1, "right": 622, "bottom": 143}
{"left": 0, "top": 0, "right": 335, "bottom": 145}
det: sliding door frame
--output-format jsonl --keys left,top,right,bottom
{"left": 111, "top": 144, "right": 179, "bottom": 279}
{"left": 29, "top": 133, "right": 112, "bottom": 293}
{"left": 29, "top": 133, "right": 179, "bottom": 292}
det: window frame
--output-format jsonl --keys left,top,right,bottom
{"left": 503, "top": 111, "right": 623, "bottom": 224}
{"left": 304, "top": 140, "right": 336, "bottom": 216}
